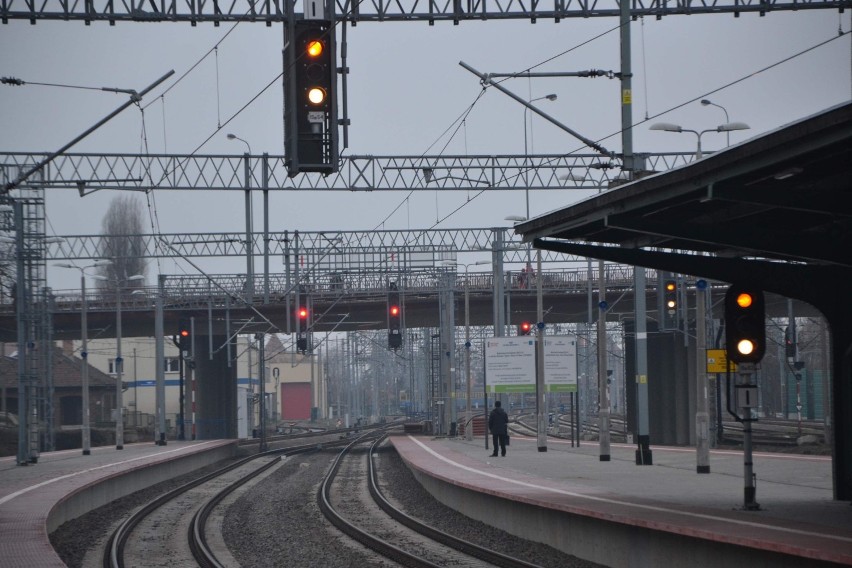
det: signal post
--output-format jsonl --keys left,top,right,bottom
{"left": 725, "top": 284, "right": 766, "bottom": 511}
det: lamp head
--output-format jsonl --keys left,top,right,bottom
{"left": 718, "top": 121, "right": 750, "bottom": 132}
{"left": 545, "top": 94, "right": 557, "bottom": 101}
{"left": 700, "top": 99, "right": 712, "bottom": 106}
{"left": 649, "top": 122, "right": 683, "bottom": 133}
{"left": 226, "top": 133, "right": 237, "bottom": 140}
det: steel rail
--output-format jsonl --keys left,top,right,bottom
{"left": 367, "top": 435, "right": 543, "bottom": 568}
{"left": 317, "top": 430, "right": 444, "bottom": 568}
{"left": 103, "top": 437, "right": 341, "bottom": 568}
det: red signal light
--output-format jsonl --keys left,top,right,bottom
{"left": 299, "top": 307, "right": 309, "bottom": 319}
{"left": 180, "top": 329, "right": 190, "bottom": 338}
{"left": 390, "top": 305, "right": 400, "bottom": 317}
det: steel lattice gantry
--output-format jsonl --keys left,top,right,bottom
{"left": 1, "top": 0, "right": 849, "bottom": 24}
{"left": 43, "top": 227, "right": 568, "bottom": 263}
{"left": 0, "top": 152, "right": 698, "bottom": 193}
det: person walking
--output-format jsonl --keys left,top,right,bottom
{"left": 488, "top": 400, "right": 509, "bottom": 457}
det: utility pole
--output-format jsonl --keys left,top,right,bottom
{"left": 536, "top": 250, "right": 547, "bottom": 452}
{"left": 696, "top": 280, "right": 710, "bottom": 473}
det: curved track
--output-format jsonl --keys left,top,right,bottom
{"left": 318, "top": 433, "right": 542, "bottom": 568}
{"left": 103, "top": 437, "right": 339, "bottom": 568}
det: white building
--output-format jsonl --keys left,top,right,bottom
{"left": 59, "top": 334, "right": 324, "bottom": 438}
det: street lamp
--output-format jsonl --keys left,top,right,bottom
{"left": 523, "top": 94, "right": 558, "bottom": 220}
{"left": 443, "top": 259, "right": 490, "bottom": 441}
{"left": 226, "top": 133, "right": 252, "bottom": 155}
{"left": 93, "top": 272, "right": 145, "bottom": 450}
{"left": 227, "top": 132, "right": 256, "bottom": 305}
{"left": 55, "top": 260, "right": 112, "bottom": 455}
{"left": 649, "top": 121, "right": 750, "bottom": 159}
{"left": 700, "top": 99, "right": 731, "bottom": 146}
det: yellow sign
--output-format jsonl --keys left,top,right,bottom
{"left": 707, "top": 349, "right": 736, "bottom": 373}
{"left": 622, "top": 89, "right": 632, "bottom": 104}
{"left": 636, "top": 374, "right": 647, "bottom": 384}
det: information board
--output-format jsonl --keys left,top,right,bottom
{"left": 484, "top": 336, "right": 578, "bottom": 394}
{"left": 484, "top": 337, "right": 536, "bottom": 393}
{"left": 544, "top": 337, "right": 578, "bottom": 393}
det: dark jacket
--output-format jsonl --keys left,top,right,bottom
{"left": 488, "top": 406, "right": 509, "bottom": 436}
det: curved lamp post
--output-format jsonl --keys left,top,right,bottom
{"left": 444, "top": 259, "right": 491, "bottom": 441}
{"left": 700, "top": 99, "right": 731, "bottom": 146}
{"left": 93, "top": 273, "right": 145, "bottom": 450}
{"left": 522, "top": 94, "right": 557, "bottom": 219}
{"left": 55, "top": 260, "right": 112, "bottom": 455}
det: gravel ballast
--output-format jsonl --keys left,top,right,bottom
{"left": 52, "top": 441, "right": 602, "bottom": 567}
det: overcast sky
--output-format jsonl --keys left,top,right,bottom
{"left": 1, "top": 10, "right": 849, "bottom": 290}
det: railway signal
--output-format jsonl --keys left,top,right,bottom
{"left": 388, "top": 289, "right": 402, "bottom": 349}
{"left": 177, "top": 318, "right": 191, "bottom": 350}
{"left": 297, "top": 306, "right": 311, "bottom": 352}
{"left": 725, "top": 285, "right": 766, "bottom": 364}
{"left": 785, "top": 326, "right": 797, "bottom": 360}
{"left": 658, "top": 273, "right": 678, "bottom": 330}
{"left": 518, "top": 321, "right": 532, "bottom": 336}
{"left": 284, "top": 19, "right": 339, "bottom": 176}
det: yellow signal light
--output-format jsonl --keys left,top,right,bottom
{"left": 306, "top": 40, "right": 323, "bottom": 58}
{"left": 307, "top": 87, "right": 326, "bottom": 105}
{"left": 665, "top": 281, "right": 676, "bottom": 292}
{"left": 736, "top": 293, "right": 753, "bottom": 309}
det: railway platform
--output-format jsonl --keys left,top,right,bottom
{"left": 0, "top": 440, "right": 237, "bottom": 568}
{"left": 390, "top": 433, "right": 851, "bottom": 568}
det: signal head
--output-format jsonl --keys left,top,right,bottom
{"left": 724, "top": 285, "right": 766, "bottom": 364}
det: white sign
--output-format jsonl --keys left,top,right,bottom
{"left": 485, "top": 337, "right": 536, "bottom": 393}
{"left": 544, "top": 337, "right": 578, "bottom": 393}
{"left": 736, "top": 385, "right": 759, "bottom": 408}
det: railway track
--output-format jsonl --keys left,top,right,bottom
{"left": 512, "top": 412, "right": 825, "bottom": 448}
{"left": 318, "top": 432, "right": 543, "bottom": 568}
{"left": 102, "top": 436, "right": 340, "bottom": 568}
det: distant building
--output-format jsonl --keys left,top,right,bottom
{"left": 0, "top": 343, "right": 115, "bottom": 429}
{"left": 60, "top": 334, "right": 325, "bottom": 438}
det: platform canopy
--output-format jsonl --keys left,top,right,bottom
{"left": 513, "top": 101, "right": 852, "bottom": 500}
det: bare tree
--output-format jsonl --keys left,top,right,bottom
{"left": 96, "top": 195, "right": 147, "bottom": 289}
{"left": 0, "top": 207, "right": 17, "bottom": 306}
